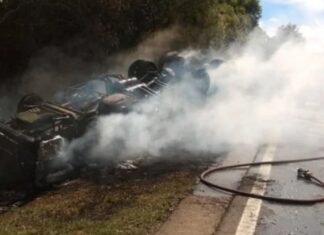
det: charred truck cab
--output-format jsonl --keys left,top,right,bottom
{"left": 0, "top": 102, "right": 85, "bottom": 189}
{"left": 0, "top": 71, "right": 172, "bottom": 189}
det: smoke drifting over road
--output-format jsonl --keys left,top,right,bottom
{"left": 66, "top": 25, "right": 324, "bottom": 164}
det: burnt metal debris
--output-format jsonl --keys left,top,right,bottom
{"left": 0, "top": 54, "right": 222, "bottom": 189}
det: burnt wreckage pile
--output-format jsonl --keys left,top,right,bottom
{"left": 0, "top": 53, "right": 223, "bottom": 189}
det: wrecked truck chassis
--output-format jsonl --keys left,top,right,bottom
{"left": 0, "top": 100, "right": 139, "bottom": 189}
{"left": 0, "top": 103, "right": 92, "bottom": 189}
{"left": 0, "top": 97, "right": 147, "bottom": 190}
{"left": 0, "top": 72, "right": 173, "bottom": 190}
{"left": 0, "top": 56, "right": 216, "bottom": 190}
{"left": 0, "top": 122, "right": 37, "bottom": 188}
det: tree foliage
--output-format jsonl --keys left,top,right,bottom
{"left": 275, "top": 24, "right": 305, "bottom": 43}
{"left": 0, "top": 0, "right": 261, "bottom": 85}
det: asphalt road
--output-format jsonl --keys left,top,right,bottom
{"left": 198, "top": 108, "right": 324, "bottom": 235}
{"left": 254, "top": 145, "right": 324, "bottom": 235}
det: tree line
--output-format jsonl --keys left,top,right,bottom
{"left": 0, "top": 0, "right": 261, "bottom": 86}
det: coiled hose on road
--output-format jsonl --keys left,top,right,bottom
{"left": 200, "top": 156, "right": 324, "bottom": 204}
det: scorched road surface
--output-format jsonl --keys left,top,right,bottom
{"left": 214, "top": 110, "right": 324, "bottom": 235}
{"left": 215, "top": 144, "right": 324, "bottom": 235}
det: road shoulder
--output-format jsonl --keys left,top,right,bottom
{"left": 155, "top": 146, "right": 258, "bottom": 235}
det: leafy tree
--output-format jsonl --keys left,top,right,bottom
{"left": 0, "top": 0, "right": 261, "bottom": 86}
{"left": 275, "top": 24, "right": 305, "bottom": 43}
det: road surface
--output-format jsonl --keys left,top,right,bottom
{"left": 201, "top": 108, "right": 324, "bottom": 235}
{"left": 213, "top": 144, "right": 324, "bottom": 235}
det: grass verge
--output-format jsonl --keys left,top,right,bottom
{"left": 0, "top": 168, "right": 198, "bottom": 235}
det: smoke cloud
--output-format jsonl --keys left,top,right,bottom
{"left": 104, "top": 26, "right": 181, "bottom": 75}
{"left": 262, "top": 0, "right": 324, "bottom": 52}
{"left": 66, "top": 24, "right": 324, "bottom": 165}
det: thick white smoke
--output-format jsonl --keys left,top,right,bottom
{"left": 66, "top": 25, "right": 324, "bottom": 164}
{"left": 262, "top": 0, "right": 324, "bottom": 52}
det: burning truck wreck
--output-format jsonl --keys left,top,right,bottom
{"left": 0, "top": 54, "right": 222, "bottom": 190}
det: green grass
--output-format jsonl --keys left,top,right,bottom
{"left": 0, "top": 170, "right": 197, "bottom": 235}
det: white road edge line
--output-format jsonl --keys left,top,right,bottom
{"left": 235, "top": 145, "right": 277, "bottom": 235}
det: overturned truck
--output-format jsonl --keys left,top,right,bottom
{"left": 0, "top": 54, "right": 220, "bottom": 189}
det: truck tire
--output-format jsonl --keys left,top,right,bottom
{"left": 17, "top": 94, "right": 43, "bottom": 113}
{"left": 158, "top": 52, "right": 186, "bottom": 70}
{"left": 128, "top": 60, "right": 158, "bottom": 80}
{"left": 191, "top": 68, "right": 211, "bottom": 95}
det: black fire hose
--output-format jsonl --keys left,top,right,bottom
{"left": 200, "top": 156, "right": 324, "bottom": 205}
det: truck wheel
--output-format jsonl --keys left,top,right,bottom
{"left": 128, "top": 60, "right": 158, "bottom": 80}
{"left": 191, "top": 68, "right": 211, "bottom": 95}
{"left": 17, "top": 94, "right": 43, "bottom": 113}
{"left": 158, "top": 52, "right": 186, "bottom": 70}
{"left": 158, "top": 52, "right": 187, "bottom": 78}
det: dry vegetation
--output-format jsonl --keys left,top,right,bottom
{"left": 0, "top": 167, "right": 200, "bottom": 235}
